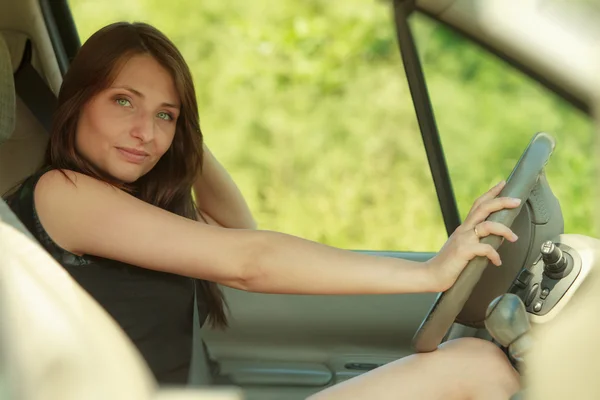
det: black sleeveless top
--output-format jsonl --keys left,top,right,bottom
{"left": 6, "top": 169, "right": 208, "bottom": 385}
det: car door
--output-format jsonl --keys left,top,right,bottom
{"left": 46, "top": 1, "right": 596, "bottom": 399}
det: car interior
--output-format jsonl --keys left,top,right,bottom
{"left": 1, "top": 0, "right": 599, "bottom": 399}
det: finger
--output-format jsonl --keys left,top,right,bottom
{"left": 469, "top": 180, "right": 506, "bottom": 213}
{"left": 468, "top": 180, "right": 506, "bottom": 214}
{"left": 464, "top": 196, "right": 521, "bottom": 227}
{"left": 475, "top": 221, "right": 519, "bottom": 242}
{"left": 469, "top": 243, "right": 502, "bottom": 266}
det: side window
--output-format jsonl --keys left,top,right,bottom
{"left": 67, "top": 1, "right": 450, "bottom": 252}
{"left": 412, "top": 13, "right": 597, "bottom": 238}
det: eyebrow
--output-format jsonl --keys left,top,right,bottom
{"left": 112, "top": 85, "right": 180, "bottom": 109}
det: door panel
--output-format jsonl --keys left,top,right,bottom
{"left": 219, "top": 360, "right": 332, "bottom": 386}
{"left": 195, "top": 251, "right": 437, "bottom": 399}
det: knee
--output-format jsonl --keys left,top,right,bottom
{"left": 441, "top": 336, "right": 505, "bottom": 356}
{"left": 440, "top": 338, "right": 520, "bottom": 391}
{"left": 440, "top": 337, "right": 510, "bottom": 368}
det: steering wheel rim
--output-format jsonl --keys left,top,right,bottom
{"left": 412, "top": 132, "right": 556, "bottom": 353}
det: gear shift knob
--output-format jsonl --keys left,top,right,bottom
{"left": 485, "top": 293, "right": 531, "bottom": 347}
{"left": 485, "top": 293, "right": 532, "bottom": 369}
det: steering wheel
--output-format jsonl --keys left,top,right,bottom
{"left": 412, "top": 132, "right": 556, "bottom": 353}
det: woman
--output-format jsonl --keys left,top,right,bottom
{"left": 5, "top": 22, "right": 520, "bottom": 399}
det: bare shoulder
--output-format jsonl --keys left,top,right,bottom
{"left": 34, "top": 169, "right": 130, "bottom": 255}
{"left": 36, "top": 169, "right": 115, "bottom": 198}
{"left": 33, "top": 168, "right": 254, "bottom": 284}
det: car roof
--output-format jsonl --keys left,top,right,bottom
{"left": 417, "top": 0, "right": 600, "bottom": 112}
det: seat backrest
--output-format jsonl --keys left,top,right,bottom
{"left": 0, "top": 30, "right": 48, "bottom": 197}
{"left": 0, "top": 30, "right": 34, "bottom": 240}
{"left": 0, "top": 29, "right": 14, "bottom": 146}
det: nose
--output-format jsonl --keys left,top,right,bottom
{"left": 129, "top": 110, "right": 154, "bottom": 143}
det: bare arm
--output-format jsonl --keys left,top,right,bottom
{"left": 193, "top": 144, "right": 256, "bottom": 229}
{"left": 35, "top": 170, "right": 434, "bottom": 295}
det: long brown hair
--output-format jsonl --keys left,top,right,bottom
{"left": 45, "top": 21, "right": 228, "bottom": 328}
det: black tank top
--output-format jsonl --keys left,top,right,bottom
{"left": 5, "top": 169, "right": 208, "bottom": 385}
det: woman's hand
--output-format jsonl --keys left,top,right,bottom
{"left": 426, "top": 181, "right": 521, "bottom": 292}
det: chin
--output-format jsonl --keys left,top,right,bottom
{"left": 119, "top": 174, "right": 141, "bottom": 184}
{"left": 107, "top": 165, "right": 147, "bottom": 184}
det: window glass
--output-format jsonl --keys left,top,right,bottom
{"left": 413, "top": 14, "right": 597, "bottom": 238}
{"left": 68, "top": 0, "right": 449, "bottom": 251}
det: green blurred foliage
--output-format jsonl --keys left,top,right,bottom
{"left": 68, "top": 0, "right": 597, "bottom": 252}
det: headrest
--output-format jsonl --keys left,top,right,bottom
{"left": 0, "top": 33, "right": 15, "bottom": 145}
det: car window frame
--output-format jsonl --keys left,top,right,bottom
{"left": 393, "top": 1, "right": 593, "bottom": 239}
{"left": 43, "top": 0, "right": 593, "bottom": 248}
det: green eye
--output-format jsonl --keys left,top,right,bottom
{"left": 116, "top": 98, "right": 131, "bottom": 107}
{"left": 157, "top": 112, "right": 173, "bottom": 121}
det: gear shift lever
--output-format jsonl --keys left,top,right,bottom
{"left": 485, "top": 293, "right": 533, "bottom": 369}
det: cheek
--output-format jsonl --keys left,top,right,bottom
{"left": 155, "top": 129, "right": 176, "bottom": 158}
{"left": 77, "top": 102, "right": 115, "bottom": 150}
{"left": 75, "top": 113, "right": 98, "bottom": 157}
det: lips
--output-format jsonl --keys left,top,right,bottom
{"left": 116, "top": 147, "right": 149, "bottom": 164}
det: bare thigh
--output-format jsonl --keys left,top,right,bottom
{"left": 307, "top": 338, "right": 520, "bottom": 400}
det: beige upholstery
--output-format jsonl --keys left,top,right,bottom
{"left": 0, "top": 222, "right": 156, "bottom": 400}
{"left": 0, "top": 30, "right": 48, "bottom": 196}
{"left": 0, "top": 33, "right": 31, "bottom": 241}
{"left": 527, "top": 238, "right": 600, "bottom": 398}
{"left": 0, "top": 30, "right": 15, "bottom": 144}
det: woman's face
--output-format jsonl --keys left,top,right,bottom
{"left": 76, "top": 54, "right": 180, "bottom": 183}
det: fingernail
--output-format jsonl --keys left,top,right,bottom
{"left": 512, "top": 234, "right": 519, "bottom": 241}
{"left": 512, "top": 198, "right": 522, "bottom": 205}
{"left": 497, "top": 180, "right": 505, "bottom": 187}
